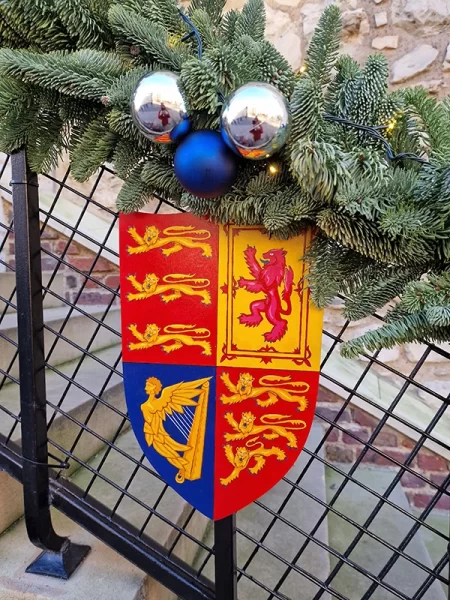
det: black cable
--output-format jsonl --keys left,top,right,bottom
{"left": 323, "top": 113, "right": 428, "bottom": 165}
{"left": 177, "top": 9, "right": 203, "bottom": 59}
{"left": 175, "top": 13, "right": 428, "bottom": 164}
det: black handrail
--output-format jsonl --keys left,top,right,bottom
{"left": 11, "top": 149, "right": 90, "bottom": 578}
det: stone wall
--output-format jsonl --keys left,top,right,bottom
{"left": 226, "top": 0, "right": 450, "bottom": 95}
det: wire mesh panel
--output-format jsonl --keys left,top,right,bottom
{"left": 0, "top": 153, "right": 448, "bottom": 600}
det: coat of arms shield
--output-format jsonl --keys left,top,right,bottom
{"left": 120, "top": 212, "right": 323, "bottom": 519}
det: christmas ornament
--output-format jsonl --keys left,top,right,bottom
{"left": 120, "top": 212, "right": 323, "bottom": 519}
{"left": 174, "top": 130, "right": 238, "bottom": 198}
{"left": 221, "top": 82, "right": 291, "bottom": 160}
{"left": 131, "top": 71, "right": 190, "bottom": 143}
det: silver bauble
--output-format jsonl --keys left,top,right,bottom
{"left": 221, "top": 82, "right": 291, "bottom": 160}
{"left": 131, "top": 71, "right": 189, "bottom": 143}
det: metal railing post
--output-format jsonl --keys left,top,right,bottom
{"left": 11, "top": 150, "right": 90, "bottom": 579}
{"left": 214, "top": 514, "right": 237, "bottom": 600}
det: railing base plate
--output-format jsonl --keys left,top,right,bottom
{"left": 26, "top": 542, "right": 91, "bottom": 580}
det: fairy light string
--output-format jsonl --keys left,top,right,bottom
{"left": 177, "top": 16, "right": 428, "bottom": 167}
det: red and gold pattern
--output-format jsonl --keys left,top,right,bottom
{"left": 217, "top": 225, "right": 323, "bottom": 371}
{"left": 120, "top": 213, "right": 218, "bottom": 367}
{"left": 120, "top": 213, "right": 323, "bottom": 520}
{"left": 214, "top": 367, "right": 318, "bottom": 518}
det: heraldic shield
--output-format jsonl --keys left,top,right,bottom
{"left": 120, "top": 212, "right": 324, "bottom": 520}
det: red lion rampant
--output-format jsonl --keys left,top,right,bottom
{"left": 238, "top": 246, "right": 294, "bottom": 342}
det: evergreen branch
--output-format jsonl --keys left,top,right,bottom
{"left": 317, "top": 209, "right": 431, "bottom": 264}
{"left": 291, "top": 140, "right": 349, "bottom": 201}
{"left": 70, "top": 118, "right": 118, "bottom": 181}
{"left": 141, "top": 158, "right": 184, "bottom": 197}
{"left": 341, "top": 312, "right": 450, "bottom": 357}
{"left": 324, "top": 54, "right": 360, "bottom": 114}
{"left": 342, "top": 266, "right": 423, "bottom": 321}
{"left": 189, "top": 0, "right": 226, "bottom": 25}
{"left": 113, "top": 137, "right": 149, "bottom": 179}
{"left": 289, "top": 77, "right": 324, "bottom": 143}
{"left": 304, "top": 5, "right": 341, "bottom": 87}
{"left": 204, "top": 44, "right": 240, "bottom": 95}
{"left": 347, "top": 54, "right": 389, "bottom": 127}
{"left": 108, "top": 5, "right": 188, "bottom": 70}
{"left": 0, "top": 48, "right": 126, "bottom": 100}
{"left": 263, "top": 192, "right": 294, "bottom": 232}
{"left": 234, "top": 0, "right": 265, "bottom": 42}
{"left": 179, "top": 57, "right": 220, "bottom": 113}
{"left": 220, "top": 9, "right": 239, "bottom": 41}
{"left": 106, "top": 65, "right": 152, "bottom": 108}
{"left": 53, "top": 0, "right": 110, "bottom": 49}
{"left": 189, "top": 9, "right": 217, "bottom": 49}
{"left": 116, "top": 164, "right": 151, "bottom": 212}
{"left": 403, "top": 87, "right": 450, "bottom": 159}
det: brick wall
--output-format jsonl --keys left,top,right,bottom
{"left": 316, "top": 387, "right": 450, "bottom": 511}
{"left": 1, "top": 199, "right": 119, "bottom": 306}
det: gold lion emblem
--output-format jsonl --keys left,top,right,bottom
{"left": 220, "top": 439, "right": 286, "bottom": 486}
{"left": 127, "top": 273, "right": 211, "bottom": 305}
{"left": 128, "top": 323, "right": 211, "bottom": 356}
{"left": 224, "top": 411, "right": 306, "bottom": 448}
{"left": 220, "top": 372, "right": 309, "bottom": 412}
{"left": 127, "top": 225, "right": 212, "bottom": 258}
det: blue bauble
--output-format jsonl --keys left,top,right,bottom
{"left": 174, "top": 130, "right": 238, "bottom": 198}
{"left": 170, "top": 117, "right": 191, "bottom": 142}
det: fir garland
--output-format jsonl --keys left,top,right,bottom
{"left": 0, "top": 0, "right": 449, "bottom": 356}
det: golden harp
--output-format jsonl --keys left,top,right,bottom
{"left": 174, "top": 379, "right": 210, "bottom": 484}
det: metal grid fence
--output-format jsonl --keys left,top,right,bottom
{"left": 0, "top": 152, "right": 449, "bottom": 600}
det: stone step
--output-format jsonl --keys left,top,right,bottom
{"left": 325, "top": 465, "right": 447, "bottom": 600}
{"left": 0, "top": 271, "right": 65, "bottom": 311}
{"left": 195, "top": 422, "right": 331, "bottom": 599}
{"left": 413, "top": 509, "right": 449, "bottom": 597}
{"left": 0, "top": 510, "right": 147, "bottom": 600}
{"left": 0, "top": 345, "right": 124, "bottom": 533}
{"left": 0, "top": 429, "right": 210, "bottom": 600}
{"left": 0, "top": 304, "right": 120, "bottom": 381}
{"left": 68, "top": 428, "right": 209, "bottom": 599}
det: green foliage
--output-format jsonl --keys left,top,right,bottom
{"left": 53, "top": 0, "right": 111, "bottom": 49}
{"left": 189, "top": 0, "right": 226, "bottom": 26}
{"left": 0, "top": 48, "right": 127, "bottom": 100}
{"left": 116, "top": 164, "right": 150, "bottom": 213}
{"left": 402, "top": 87, "right": 450, "bottom": 159}
{"left": 341, "top": 273, "right": 450, "bottom": 357}
{"left": 303, "top": 4, "right": 341, "bottom": 87}
{"left": 70, "top": 118, "right": 118, "bottom": 180}
{"left": 233, "top": 0, "right": 265, "bottom": 42}
{"left": 141, "top": 158, "right": 184, "bottom": 197}
{"left": 0, "top": 1, "right": 449, "bottom": 355}
{"left": 289, "top": 77, "right": 324, "bottom": 142}
{"left": 179, "top": 57, "right": 221, "bottom": 113}
{"left": 346, "top": 54, "right": 389, "bottom": 127}
{"left": 291, "top": 140, "right": 349, "bottom": 201}
{"left": 108, "top": 5, "right": 187, "bottom": 70}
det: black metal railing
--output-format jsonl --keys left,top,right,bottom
{"left": 0, "top": 150, "right": 448, "bottom": 600}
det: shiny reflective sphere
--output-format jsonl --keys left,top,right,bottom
{"left": 174, "top": 130, "right": 238, "bottom": 198}
{"left": 221, "top": 82, "right": 291, "bottom": 160}
{"left": 132, "top": 71, "right": 190, "bottom": 143}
